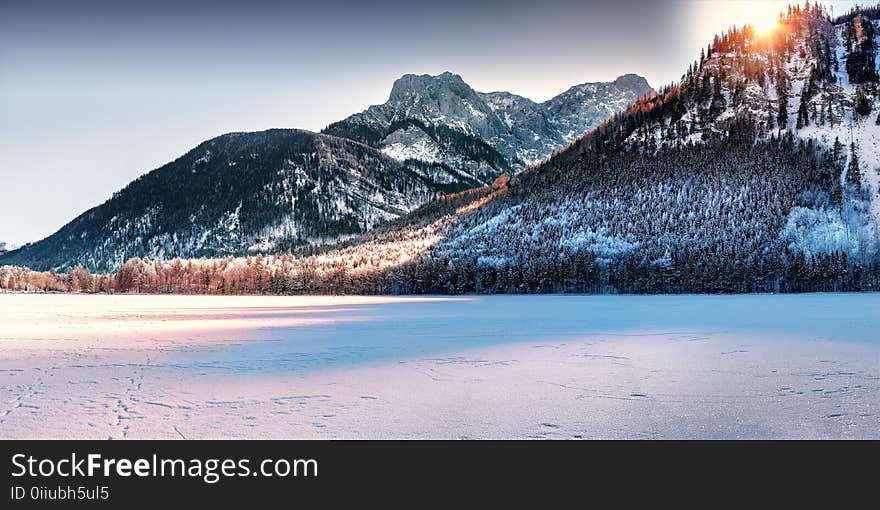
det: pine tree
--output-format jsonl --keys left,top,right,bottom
{"left": 855, "top": 87, "right": 872, "bottom": 116}
{"left": 709, "top": 77, "right": 726, "bottom": 119}
{"left": 796, "top": 98, "right": 809, "bottom": 129}
{"left": 832, "top": 136, "right": 844, "bottom": 162}
{"left": 846, "top": 141, "right": 862, "bottom": 192}
{"left": 776, "top": 67, "right": 788, "bottom": 129}
{"left": 825, "top": 136, "right": 845, "bottom": 206}
{"left": 830, "top": 166, "right": 843, "bottom": 205}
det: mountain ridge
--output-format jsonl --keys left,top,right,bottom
{"left": 324, "top": 71, "right": 654, "bottom": 177}
{"left": 0, "top": 129, "right": 476, "bottom": 271}
{"left": 2, "top": 72, "right": 652, "bottom": 271}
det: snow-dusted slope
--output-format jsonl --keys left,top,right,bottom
{"left": 799, "top": 19, "right": 880, "bottom": 223}
{"left": 476, "top": 90, "right": 563, "bottom": 166}
{"left": 545, "top": 74, "right": 654, "bottom": 144}
{"left": 619, "top": 5, "right": 880, "bottom": 230}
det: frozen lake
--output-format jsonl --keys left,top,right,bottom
{"left": 0, "top": 293, "right": 877, "bottom": 439}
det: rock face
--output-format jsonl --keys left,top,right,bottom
{"left": 324, "top": 71, "right": 654, "bottom": 180}
{"left": 0, "top": 129, "right": 476, "bottom": 271}
{"left": 544, "top": 74, "right": 654, "bottom": 143}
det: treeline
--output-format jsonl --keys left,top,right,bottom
{"left": 2, "top": 245, "right": 877, "bottom": 296}
{"left": 3, "top": 249, "right": 877, "bottom": 296}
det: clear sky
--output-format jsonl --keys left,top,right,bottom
{"left": 0, "top": 0, "right": 867, "bottom": 245}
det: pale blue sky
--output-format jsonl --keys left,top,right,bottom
{"left": 0, "top": 1, "right": 865, "bottom": 244}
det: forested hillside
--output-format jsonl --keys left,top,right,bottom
{"left": 0, "top": 130, "right": 473, "bottom": 272}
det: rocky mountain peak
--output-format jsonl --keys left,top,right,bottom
{"left": 541, "top": 73, "right": 654, "bottom": 143}
{"left": 327, "top": 71, "right": 652, "bottom": 174}
{"left": 613, "top": 73, "right": 654, "bottom": 95}
{"left": 388, "top": 71, "right": 476, "bottom": 103}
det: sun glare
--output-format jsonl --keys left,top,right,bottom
{"left": 694, "top": 1, "right": 786, "bottom": 41}
{"left": 743, "top": 0, "right": 784, "bottom": 37}
{"left": 750, "top": 14, "right": 780, "bottom": 37}
{"left": 749, "top": 6, "right": 779, "bottom": 37}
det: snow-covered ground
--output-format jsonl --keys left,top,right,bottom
{"left": 0, "top": 293, "right": 877, "bottom": 439}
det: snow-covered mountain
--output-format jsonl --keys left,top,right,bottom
{"left": 323, "top": 71, "right": 653, "bottom": 181}
{"left": 0, "top": 242, "right": 17, "bottom": 254}
{"left": 543, "top": 74, "right": 656, "bottom": 144}
{"left": 21, "top": 3, "right": 880, "bottom": 294}
{"left": 251, "top": 3, "right": 880, "bottom": 295}
{"left": 1, "top": 71, "right": 651, "bottom": 272}
{"left": 0, "top": 130, "right": 477, "bottom": 271}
